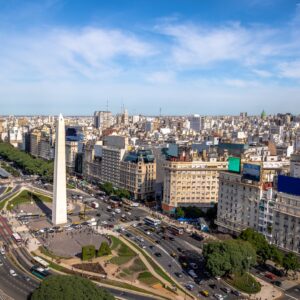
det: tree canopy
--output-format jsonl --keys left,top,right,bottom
{"left": 282, "top": 253, "right": 300, "bottom": 274}
{"left": 98, "top": 241, "right": 112, "bottom": 257}
{"left": 203, "top": 239, "right": 256, "bottom": 277}
{"left": 31, "top": 275, "right": 115, "bottom": 300}
{"left": 82, "top": 245, "right": 96, "bottom": 261}
{"left": 0, "top": 142, "right": 53, "bottom": 182}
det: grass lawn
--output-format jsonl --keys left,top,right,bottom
{"left": 126, "top": 238, "right": 177, "bottom": 286}
{"left": 110, "top": 236, "right": 122, "bottom": 251}
{"left": 7, "top": 190, "right": 52, "bottom": 211}
{"left": 127, "top": 258, "right": 147, "bottom": 273}
{"left": 138, "top": 272, "right": 160, "bottom": 286}
{"left": 109, "top": 236, "right": 137, "bottom": 266}
{"left": 227, "top": 273, "right": 261, "bottom": 294}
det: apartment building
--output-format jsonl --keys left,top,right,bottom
{"left": 83, "top": 141, "right": 102, "bottom": 182}
{"left": 216, "top": 164, "right": 300, "bottom": 254}
{"left": 29, "top": 125, "right": 54, "bottom": 160}
{"left": 65, "top": 141, "right": 78, "bottom": 173}
{"left": 162, "top": 158, "right": 227, "bottom": 213}
{"left": 120, "top": 149, "right": 156, "bottom": 201}
{"left": 272, "top": 190, "right": 300, "bottom": 254}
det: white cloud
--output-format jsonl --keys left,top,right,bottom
{"left": 145, "top": 71, "right": 175, "bottom": 83}
{"left": 0, "top": 27, "right": 154, "bottom": 81}
{"left": 278, "top": 60, "right": 300, "bottom": 79}
{"left": 156, "top": 22, "right": 286, "bottom": 68}
{"left": 252, "top": 69, "right": 273, "bottom": 78}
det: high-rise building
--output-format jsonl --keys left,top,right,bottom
{"left": 120, "top": 149, "right": 156, "bottom": 201}
{"left": 52, "top": 114, "right": 67, "bottom": 225}
{"left": 188, "top": 114, "right": 204, "bottom": 132}
{"left": 93, "top": 111, "right": 113, "bottom": 129}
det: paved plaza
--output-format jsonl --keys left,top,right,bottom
{"left": 41, "top": 228, "right": 109, "bottom": 258}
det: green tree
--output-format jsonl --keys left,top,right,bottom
{"left": 82, "top": 245, "right": 96, "bottom": 261}
{"left": 116, "top": 188, "right": 131, "bottom": 199}
{"left": 270, "top": 245, "right": 284, "bottom": 266}
{"left": 183, "top": 206, "right": 205, "bottom": 219}
{"left": 175, "top": 207, "right": 185, "bottom": 219}
{"left": 98, "top": 242, "right": 112, "bottom": 257}
{"left": 282, "top": 253, "right": 300, "bottom": 274}
{"left": 100, "top": 182, "right": 114, "bottom": 195}
{"left": 31, "top": 275, "right": 115, "bottom": 300}
{"left": 203, "top": 240, "right": 256, "bottom": 277}
{"left": 239, "top": 228, "right": 271, "bottom": 263}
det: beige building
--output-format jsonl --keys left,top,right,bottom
{"left": 120, "top": 149, "right": 156, "bottom": 201}
{"left": 272, "top": 191, "right": 300, "bottom": 254}
{"left": 162, "top": 159, "right": 227, "bottom": 213}
{"left": 29, "top": 125, "right": 54, "bottom": 160}
{"left": 65, "top": 141, "right": 78, "bottom": 173}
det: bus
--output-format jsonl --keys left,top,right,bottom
{"left": 144, "top": 217, "right": 161, "bottom": 227}
{"left": 33, "top": 256, "right": 50, "bottom": 269}
{"left": 30, "top": 266, "right": 50, "bottom": 279}
{"left": 12, "top": 233, "right": 22, "bottom": 244}
{"left": 168, "top": 225, "right": 184, "bottom": 235}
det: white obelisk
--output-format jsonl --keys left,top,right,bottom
{"left": 52, "top": 114, "right": 67, "bottom": 225}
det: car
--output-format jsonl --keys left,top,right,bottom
{"left": 125, "top": 233, "right": 132, "bottom": 238}
{"left": 214, "top": 294, "right": 224, "bottom": 300}
{"left": 154, "top": 252, "right": 162, "bottom": 257}
{"left": 132, "top": 223, "right": 137, "bottom": 228}
{"left": 146, "top": 231, "right": 151, "bottom": 235}
{"left": 209, "top": 284, "right": 217, "bottom": 289}
{"left": 185, "top": 284, "right": 194, "bottom": 291}
{"left": 155, "top": 240, "right": 161, "bottom": 244}
{"left": 0, "top": 260, "right": 3, "bottom": 267}
{"left": 188, "top": 269, "right": 197, "bottom": 279}
{"left": 232, "top": 290, "right": 242, "bottom": 296}
{"left": 200, "top": 290, "right": 209, "bottom": 297}
{"left": 170, "top": 252, "right": 177, "bottom": 258}
{"left": 271, "top": 280, "right": 282, "bottom": 287}
{"left": 195, "top": 278, "right": 204, "bottom": 285}
{"left": 0, "top": 248, "right": 5, "bottom": 255}
{"left": 215, "top": 276, "right": 221, "bottom": 280}
{"left": 169, "top": 237, "right": 175, "bottom": 241}
{"left": 175, "top": 272, "right": 183, "bottom": 278}
{"left": 265, "top": 272, "right": 276, "bottom": 280}
{"left": 220, "top": 287, "right": 231, "bottom": 294}
{"left": 149, "top": 245, "right": 154, "bottom": 249}
{"left": 141, "top": 245, "right": 146, "bottom": 249}
{"left": 177, "top": 247, "right": 183, "bottom": 252}
{"left": 9, "top": 269, "right": 17, "bottom": 277}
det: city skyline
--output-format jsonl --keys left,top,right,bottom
{"left": 1, "top": 0, "right": 300, "bottom": 115}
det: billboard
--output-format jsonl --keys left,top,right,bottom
{"left": 243, "top": 163, "right": 261, "bottom": 181}
{"left": 228, "top": 157, "right": 241, "bottom": 173}
{"left": 278, "top": 175, "right": 300, "bottom": 196}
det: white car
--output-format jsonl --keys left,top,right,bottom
{"left": 0, "top": 248, "right": 5, "bottom": 255}
{"left": 127, "top": 212, "right": 131, "bottom": 216}
{"left": 132, "top": 223, "right": 137, "bottom": 227}
{"left": 9, "top": 269, "right": 17, "bottom": 277}
{"left": 214, "top": 294, "right": 224, "bottom": 300}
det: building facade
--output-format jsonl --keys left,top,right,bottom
{"left": 162, "top": 159, "right": 227, "bottom": 213}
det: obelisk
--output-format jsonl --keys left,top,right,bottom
{"left": 52, "top": 114, "right": 67, "bottom": 225}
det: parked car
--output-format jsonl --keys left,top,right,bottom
{"left": 220, "top": 287, "right": 231, "bottom": 294}
{"left": 271, "top": 280, "right": 282, "bottom": 287}
{"left": 232, "top": 290, "right": 242, "bottom": 296}
{"left": 175, "top": 272, "right": 183, "bottom": 278}
{"left": 154, "top": 252, "right": 162, "bottom": 257}
{"left": 200, "top": 290, "right": 209, "bottom": 297}
{"left": 185, "top": 284, "right": 194, "bottom": 291}
{"left": 9, "top": 269, "right": 17, "bottom": 277}
{"left": 265, "top": 272, "right": 276, "bottom": 280}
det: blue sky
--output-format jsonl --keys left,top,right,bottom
{"left": 0, "top": 0, "right": 300, "bottom": 115}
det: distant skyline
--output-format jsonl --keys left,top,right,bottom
{"left": 0, "top": 0, "right": 300, "bottom": 115}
